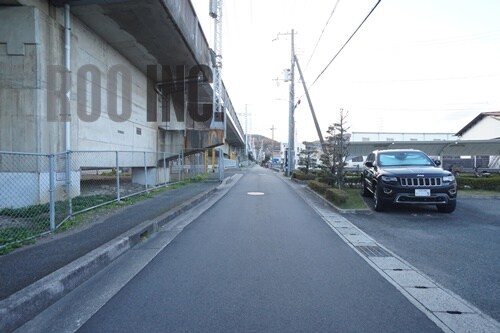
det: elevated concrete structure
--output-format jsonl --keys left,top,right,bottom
{"left": 0, "top": 0, "right": 245, "bottom": 206}
{"left": 0, "top": 0, "right": 244, "bottom": 155}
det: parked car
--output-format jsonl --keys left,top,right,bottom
{"left": 361, "top": 149, "right": 457, "bottom": 213}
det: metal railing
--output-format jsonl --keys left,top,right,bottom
{"left": 0, "top": 149, "right": 231, "bottom": 250}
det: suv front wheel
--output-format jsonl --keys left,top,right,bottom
{"left": 373, "top": 183, "right": 386, "bottom": 212}
{"left": 437, "top": 200, "right": 456, "bottom": 213}
{"left": 361, "top": 178, "right": 371, "bottom": 197}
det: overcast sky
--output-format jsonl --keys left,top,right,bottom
{"left": 191, "top": 0, "right": 500, "bottom": 143}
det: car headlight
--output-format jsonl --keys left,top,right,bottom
{"left": 443, "top": 175, "right": 455, "bottom": 182}
{"left": 381, "top": 175, "right": 398, "bottom": 182}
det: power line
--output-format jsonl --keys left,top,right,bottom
{"left": 348, "top": 73, "right": 500, "bottom": 84}
{"left": 309, "top": 0, "right": 382, "bottom": 90}
{"left": 304, "top": 0, "right": 341, "bottom": 72}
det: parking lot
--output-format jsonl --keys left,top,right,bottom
{"left": 344, "top": 194, "right": 500, "bottom": 322}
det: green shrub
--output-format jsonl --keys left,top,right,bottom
{"left": 292, "top": 171, "right": 316, "bottom": 181}
{"left": 325, "top": 188, "right": 348, "bottom": 205}
{"left": 316, "top": 176, "right": 336, "bottom": 185}
{"left": 457, "top": 175, "right": 500, "bottom": 191}
{"left": 308, "top": 180, "right": 330, "bottom": 195}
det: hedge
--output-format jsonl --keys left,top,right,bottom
{"left": 457, "top": 175, "right": 500, "bottom": 191}
{"left": 325, "top": 188, "right": 348, "bottom": 205}
{"left": 292, "top": 171, "right": 317, "bottom": 181}
{"left": 308, "top": 180, "right": 330, "bottom": 195}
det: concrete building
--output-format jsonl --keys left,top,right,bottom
{"left": 0, "top": 0, "right": 245, "bottom": 207}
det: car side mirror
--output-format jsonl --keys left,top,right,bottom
{"left": 434, "top": 160, "right": 441, "bottom": 166}
{"left": 365, "top": 161, "right": 374, "bottom": 168}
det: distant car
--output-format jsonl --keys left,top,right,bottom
{"left": 361, "top": 149, "right": 457, "bottom": 213}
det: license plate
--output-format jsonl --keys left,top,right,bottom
{"left": 415, "top": 189, "right": 430, "bottom": 196}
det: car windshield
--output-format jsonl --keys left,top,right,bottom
{"left": 378, "top": 151, "right": 434, "bottom": 167}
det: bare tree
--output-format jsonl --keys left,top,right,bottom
{"left": 320, "top": 109, "right": 350, "bottom": 188}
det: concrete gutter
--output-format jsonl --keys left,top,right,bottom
{"left": 0, "top": 176, "right": 238, "bottom": 332}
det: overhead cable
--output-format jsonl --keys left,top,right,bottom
{"left": 309, "top": 0, "right": 382, "bottom": 90}
{"left": 304, "top": 0, "right": 342, "bottom": 72}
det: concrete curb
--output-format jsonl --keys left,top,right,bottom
{"left": 0, "top": 177, "right": 236, "bottom": 332}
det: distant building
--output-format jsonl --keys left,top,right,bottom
{"left": 455, "top": 112, "right": 500, "bottom": 140}
{"left": 454, "top": 112, "right": 500, "bottom": 169}
{"left": 349, "top": 112, "right": 500, "bottom": 169}
{"left": 351, "top": 132, "right": 456, "bottom": 142}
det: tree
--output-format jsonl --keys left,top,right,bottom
{"left": 320, "top": 109, "right": 350, "bottom": 188}
{"left": 298, "top": 141, "right": 319, "bottom": 174}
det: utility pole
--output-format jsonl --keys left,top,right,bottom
{"left": 270, "top": 125, "right": 277, "bottom": 160}
{"left": 238, "top": 105, "right": 250, "bottom": 163}
{"left": 294, "top": 55, "right": 326, "bottom": 154}
{"left": 273, "top": 30, "right": 295, "bottom": 176}
{"left": 244, "top": 104, "right": 248, "bottom": 161}
{"left": 287, "top": 29, "right": 295, "bottom": 177}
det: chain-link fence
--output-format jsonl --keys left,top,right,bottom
{"left": 0, "top": 149, "right": 226, "bottom": 250}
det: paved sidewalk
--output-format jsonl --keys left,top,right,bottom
{"left": 0, "top": 180, "right": 225, "bottom": 300}
{"left": 1, "top": 173, "right": 249, "bottom": 332}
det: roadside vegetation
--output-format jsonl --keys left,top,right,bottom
{"left": 0, "top": 174, "right": 209, "bottom": 255}
{"left": 455, "top": 173, "right": 500, "bottom": 192}
{"left": 295, "top": 169, "right": 500, "bottom": 211}
{"left": 293, "top": 170, "right": 368, "bottom": 210}
{"left": 294, "top": 109, "right": 369, "bottom": 210}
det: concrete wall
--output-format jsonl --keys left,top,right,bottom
{"left": 0, "top": 3, "right": 189, "bottom": 157}
{"left": 0, "top": 170, "right": 80, "bottom": 208}
{"left": 72, "top": 15, "right": 160, "bottom": 153}
{"left": 0, "top": 6, "right": 47, "bottom": 153}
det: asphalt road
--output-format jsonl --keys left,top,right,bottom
{"left": 30, "top": 166, "right": 441, "bottom": 332}
{"left": 350, "top": 193, "right": 500, "bottom": 322}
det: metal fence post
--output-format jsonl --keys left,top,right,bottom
{"left": 144, "top": 151, "right": 148, "bottom": 192}
{"left": 116, "top": 151, "right": 120, "bottom": 202}
{"left": 48, "top": 154, "right": 56, "bottom": 231}
{"left": 66, "top": 150, "right": 73, "bottom": 216}
{"left": 163, "top": 152, "right": 167, "bottom": 187}
{"left": 218, "top": 149, "right": 224, "bottom": 182}
{"left": 181, "top": 149, "right": 184, "bottom": 181}
{"left": 198, "top": 152, "right": 201, "bottom": 176}
{"left": 178, "top": 153, "right": 181, "bottom": 182}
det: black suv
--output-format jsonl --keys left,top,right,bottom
{"left": 361, "top": 149, "right": 457, "bottom": 213}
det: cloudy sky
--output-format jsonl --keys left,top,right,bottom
{"left": 191, "top": 0, "right": 500, "bottom": 143}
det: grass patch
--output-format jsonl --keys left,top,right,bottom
{"left": 57, "top": 174, "right": 209, "bottom": 233}
{"left": 334, "top": 188, "right": 369, "bottom": 210}
{"left": 1, "top": 174, "right": 210, "bottom": 254}
{"left": 308, "top": 181, "right": 368, "bottom": 210}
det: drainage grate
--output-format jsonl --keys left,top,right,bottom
{"left": 355, "top": 245, "right": 392, "bottom": 257}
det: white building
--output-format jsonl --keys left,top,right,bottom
{"left": 351, "top": 132, "right": 456, "bottom": 142}
{"left": 455, "top": 112, "right": 500, "bottom": 140}
{"left": 455, "top": 112, "right": 500, "bottom": 168}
